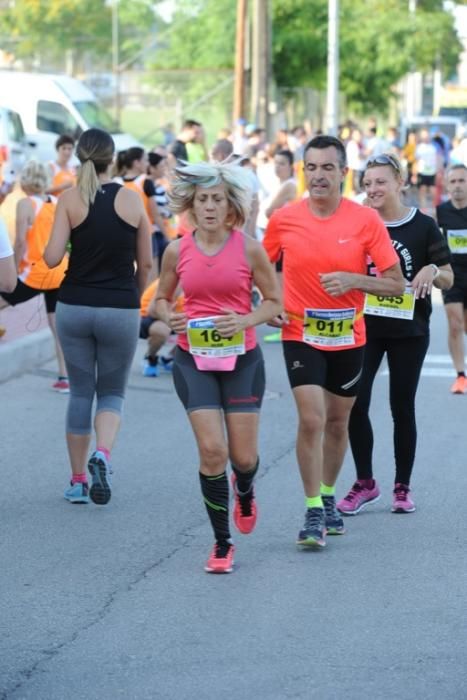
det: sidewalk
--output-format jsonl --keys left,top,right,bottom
{"left": 0, "top": 298, "right": 55, "bottom": 383}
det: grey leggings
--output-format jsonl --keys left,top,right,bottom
{"left": 56, "top": 303, "right": 139, "bottom": 434}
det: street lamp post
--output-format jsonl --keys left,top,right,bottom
{"left": 326, "top": 0, "right": 339, "bottom": 136}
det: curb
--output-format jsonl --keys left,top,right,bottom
{"left": 0, "top": 328, "right": 55, "bottom": 383}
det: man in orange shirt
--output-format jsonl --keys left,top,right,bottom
{"left": 263, "top": 135, "right": 404, "bottom": 548}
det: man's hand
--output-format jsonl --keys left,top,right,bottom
{"left": 319, "top": 272, "right": 356, "bottom": 297}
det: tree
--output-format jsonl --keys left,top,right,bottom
{"left": 272, "top": 0, "right": 462, "bottom": 114}
{"left": 0, "top": 0, "right": 160, "bottom": 73}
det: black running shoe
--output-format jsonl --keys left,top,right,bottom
{"left": 297, "top": 507, "right": 326, "bottom": 548}
{"left": 322, "top": 495, "right": 346, "bottom": 535}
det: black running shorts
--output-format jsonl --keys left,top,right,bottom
{"left": 283, "top": 340, "right": 364, "bottom": 397}
{"left": 442, "top": 268, "right": 467, "bottom": 306}
{"left": 1, "top": 279, "right": 59, "bottom": 313}
{"left": 173, "top": 345, "right": 265, "bottom": 413}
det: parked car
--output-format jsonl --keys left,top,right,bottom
{"left": 0, "top": 105, "right": 28, "bottom": 180}
{"left": 399, "top": 115, "right": 465, "bottom": 145}
{"left": 0, "top": 70, "right": 141, "bottom": 163}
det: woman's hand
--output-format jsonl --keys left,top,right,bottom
{"left": 411, "top": 266, "right": 437, "bottom": 299}
{"left": 167, "top": 311, "right": 188, "bottom": 333}
{"left": 214, "top": 308, "right": 248, "bottom": 337}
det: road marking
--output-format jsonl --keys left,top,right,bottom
{"left": 381, "top": 353, "right": 459, "bottom": 378}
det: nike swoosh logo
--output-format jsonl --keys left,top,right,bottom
{"left": 338, "top": 239, "right": 351, "bottom": 244}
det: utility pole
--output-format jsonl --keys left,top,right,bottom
{"left": 251, "top": 0, "right": 269, "bottom": 129}
{"left": 112, "top": 0, "right": 121, "bottom": 129}
{"left": 325, "top": 0, "right": 339, "bottom": 136}
{"left": 233, "top": 0, "right": 248, "bottom": 124}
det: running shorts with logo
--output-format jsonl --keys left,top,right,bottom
{"left": 173, "top": 345, "right": 265, "bottom": 413}
{"left": 283, "top": 341, "right": 364, "bottom": 397}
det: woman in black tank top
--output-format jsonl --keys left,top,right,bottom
{"left": 45, "top": 128, "right": 152, "bottom": 507}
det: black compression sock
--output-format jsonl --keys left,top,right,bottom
{"left": 199, "top": 471, "right": 231, "bottom": 543}
{"left": 231, "top": 458, "right": 259, "bottom": 495}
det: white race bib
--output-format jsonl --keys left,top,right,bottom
{"left": 303, "top": 308, "right": 356, "bottom": 347}
{"left": 364, "top": 284, "right": 415, "bottom": 320}
{"left": 187, "top": 317, "right": 245, "bottom": 358}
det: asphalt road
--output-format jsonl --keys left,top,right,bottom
{"left": 1, "top": 296, "right": 466, "bottom": 700}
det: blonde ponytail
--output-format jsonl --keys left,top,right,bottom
{"left": 77, "top": 160, "right": 101, "bottom": 207}
{"left": 75, "top": 128, "right": 115, "bottom": 207}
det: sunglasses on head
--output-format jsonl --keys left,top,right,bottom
{"left": 366, "top": 154, "right": 401, "bottom": 173}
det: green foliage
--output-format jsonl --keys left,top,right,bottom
{"left": 272, "top": 0, "right": 463, "bottom": 114}
{"left": 0, "top": 0, "right": 159, "bottom": 71}
{"left": 151, "top": 0, "right": 237, "bottom": 70}
{"left": 0, "top": 0, "right": 463, "bottom": 117}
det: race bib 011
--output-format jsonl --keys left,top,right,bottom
{"left": 303, "top": 308, "right": 356, "bottom": 347}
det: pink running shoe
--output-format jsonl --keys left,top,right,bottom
{"left": 204, "top": 542, "right": 235, "bottom": 574}
{"left": 231, "top": 473, "right": 258, "bottom": 535}
{"left": 337, "top": 479, "right": 381, "bottom": 515}
{"left": 391, "top": 483, "right": 416, "bottom": 513}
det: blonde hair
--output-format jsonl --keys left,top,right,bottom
{"left": 169, "top": 160, "right": 252, "bottom": 229}
{"left": 20, "top": 160, "right": 50, "bottom": 194}
{"left": 76, "top": 128, "right": 115, "bottom": 206}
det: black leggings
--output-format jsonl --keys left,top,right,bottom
{"left": 348, "top": 335, "right": 429, "bottom": 485}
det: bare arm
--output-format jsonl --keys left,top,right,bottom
{"left": 135, "top": 204, "right": 153, "bottom": 297}
{"left": 244, "top": 193, "right": 259, "bottom": 239}
{"left": 14, "top": 198, "right": 34, "bottom": 270}
{"left": 411, "top": 262, "right": 453, "bottom": 299}
{"left": 44, "top": 195, "right": 71, "bottom": 267}
{"left": 320, "top": 263, "right": 405, "bottom": 297}
{"left": 265, "top": 182, "right": 296, "bottom": 219}
{"left": 154, "top": 241, "right": 187, "bottom": 332}
{"left": 149, "top": 197, "right": 168, "bottom": 236}
{"left": 0, "top": 254, "right": 17, "bottom": 292}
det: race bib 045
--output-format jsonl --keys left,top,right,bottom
{"left": 364, "top": 284, "right": 415, "bottom": 320}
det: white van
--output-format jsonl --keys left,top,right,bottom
{"left": 0, "top": 70, "right": 141, "bottom": 163}
{"left": 0, "top": 105, "right": 29, "bottom": 177}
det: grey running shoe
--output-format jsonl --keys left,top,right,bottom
{"left": 322, "top": 495, "right": 346, "bottom": 534}
{"left": 88, "top": 450, "right": 111, "bottom": 505}
{"left": 297, "top": 507, "right": 326, "bottom": 548}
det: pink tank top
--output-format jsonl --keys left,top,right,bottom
{"left": 176, "top": 229, "right": 256, "bottom": 352}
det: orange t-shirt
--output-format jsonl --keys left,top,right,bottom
{"left": 123, "top": 175, "right": 154, "bottom": 224}
{"left": 49, "top": 162, "right": 76, "bottom": 195}
{"left": 140, "top": 279, "right": 159, "bottom": 317}
{"left": 263, "top": 197, "right": 399, "bottom": 350}
{"left": 18, "top": 196, "right": 68, "bottom": 290}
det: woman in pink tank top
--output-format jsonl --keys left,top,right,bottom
{"left": 155, "top": 161, "right": 281, "bottom": 574}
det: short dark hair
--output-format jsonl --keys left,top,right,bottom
{"left": 447, "top": 163, "right": 467, "bottom": 175}
{"left": 304, "top": 135, "right": 347, "bottom": 168}
{"left": 55, "top": 134, "right": 75, "bottom": 150}
{"left": 121, "top": 147, "right": 145, "bottom": 169}
{"left": 183, "top": 119, "right": 201, "bottom": 130}
{"left": 148, "top": 152, "right": 166, "bottom": 167}
{"left": 275, "top": 149, "right": 294, "bottom": 168}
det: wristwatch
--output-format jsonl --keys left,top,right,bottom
{"left": 430, "top": 264, "right": 441, "bottom": 279}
